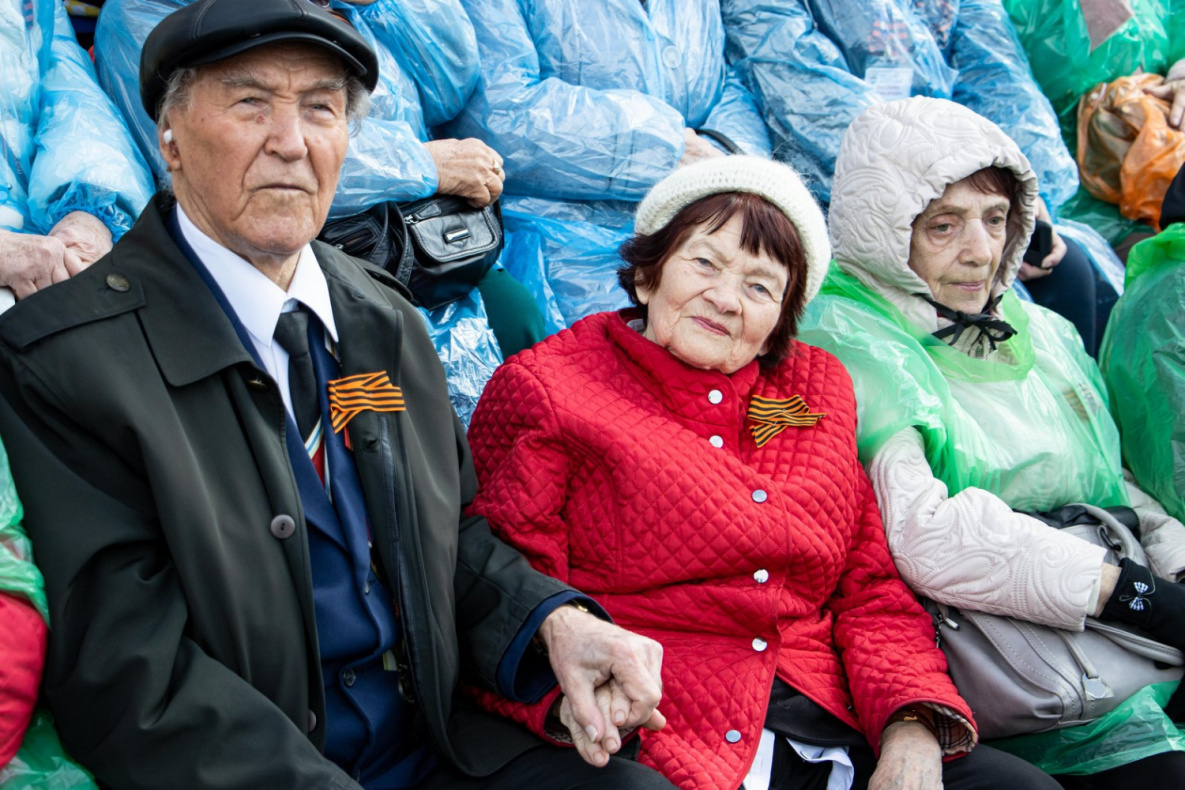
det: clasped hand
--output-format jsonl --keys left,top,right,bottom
{"left": 0, "top": 211, "right": 112, "bottom": 300}
{"left": 537, "top": 604, "right": 666, "bottom": 767}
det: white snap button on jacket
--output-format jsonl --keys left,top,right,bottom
{"left": 752, "top": 489, "right": 768, "bottom": 503}
{"left": 709, "top": 435, "right": 724, "bottom": 448}
{"left": 662, "top": 45, "right": 682, "bottom": 68}
{"left": 753, "top": 569, "right": 770, "bottom": 583}
{"left": 725, "top": 729, "right": 742, "bottom": 744}
{"left": 752, "top": 638, "right": 768, "bottom": 652}
{"left": 708, "top": 389, "right": 723, "bottom": 404}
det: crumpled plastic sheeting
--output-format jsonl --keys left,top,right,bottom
{"left": 1001, "top": 0, "right": 1184, "bottom": 147}
{"left": 0, "top": 0, "right": 152, "bottom": 237}
{"left": 501, "top": 197, "right": 634, "bottom": 334}
{"left": 988, "top": 681, "right": 1185, "bottom": 775}
{"left": 0, "top": 710, "right": 96, "bottom": 790}
{"left": 1059, "top": 186, "right": 1148, "bottom": 247}
{"left": 416, "top": 288, "right": 502, "bottom": 428}
{"left": 94, "top": 0, "right": 481, "bottom": 213}
{"left": 447, "top": 0, "right": 771, "bottom": 328}
{"left": 723, "top": 0, "right": 1076, "bottom": 209}
{"left": 1101, "top": 224, "right": 1185, "bottom": 524}
{"left": 1056, "top": 218, "right": 1127, "bottom": 295}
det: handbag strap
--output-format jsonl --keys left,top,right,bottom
{"left": 694, "top": 128, "right": 744, "bottom": 155}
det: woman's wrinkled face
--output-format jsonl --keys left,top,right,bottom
{"left": 909, "top": 177, "right": 1010, "bottom": 314}
{"left": 637, "top": 213, "right": 788, "bottom": 375}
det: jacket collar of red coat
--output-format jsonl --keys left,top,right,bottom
{"left": 598, "top": 309, "right": 763, "bottom": 422}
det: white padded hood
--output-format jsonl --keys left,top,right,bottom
{"left": 828, "top": 98, "right": 1039, "bottom": 333}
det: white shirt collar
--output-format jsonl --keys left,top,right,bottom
{"left": 176, "top": 204, "right": 339, "bottom": 349}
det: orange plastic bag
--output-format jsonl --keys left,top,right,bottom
{"left": 1077, "top": 74, "right": 1185, "bottom": 229}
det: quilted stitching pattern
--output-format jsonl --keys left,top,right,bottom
{"left": 467, "top": 312, "right": 974, "bottom": 789}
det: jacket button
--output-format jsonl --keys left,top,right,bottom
{"left": 753, "top": 569, "right": 770, "bottom": 584}
{"left": 105, "top": 273, "right": 130, "bottom": 292}
{"left": 752, "top": 489, "right": 768, "bottom": 503}
{"left": 708, "top": 389, "right": 723, "bottom": 405}
{"left": 269, "top": 514, "right": 296, "bottom": 539}
{"left": 662, "top": 45, "right": 682, "bottom": 69}
{"left": 752, "top": 638, "right": 768, "bottom": 652}
{"left": 307, "top": 710, "right": 317, "bottom": 732}
{"left": 725, "top": 729, "right": 742, "bottom": 744}
{"left": 709, "top": 435, "right": 724, "bottom": 448}
{"left": 343, "top": 668, "right": 356, "bottom": 687}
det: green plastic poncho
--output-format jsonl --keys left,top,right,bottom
{"left": 800, "top": 265, "right": 1129, "bottom": 511}
{"left": 0, "top": 438, "right": 94, "bottom": 788}
{"left": 1001, "top": 0, "right": 1185, "bottom": 148}
{"left": 1101, "top": 223, "right": 1185, "bottom": 524}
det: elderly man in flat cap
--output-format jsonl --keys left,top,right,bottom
{"left": 0, "top": 1, "right": 673, "bottom": 788}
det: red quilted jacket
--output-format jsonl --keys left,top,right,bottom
{"left": 466, "top": 311, "right": 974, "bottom": 790}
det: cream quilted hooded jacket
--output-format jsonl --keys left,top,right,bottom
{"left": 830, "top": 97, "right": 1037, "bottom": 346}
{"left": 817, "top": 99, "right": 1185, "bottom": 630}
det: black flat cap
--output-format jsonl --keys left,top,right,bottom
{"left": 140, "top": 0, "right": 378, "bottom": 121}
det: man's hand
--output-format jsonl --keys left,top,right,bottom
{"left": 678, "top": 129, "right": 724, "bottom": 168}
{"left": 1146, "top": 78, "right": 1185, "bottom": 129}
{"left": 49, "top": 211, "right": 113, "bottom": 267}
{"left": 537, "top": 604, "right": 665, "bottom": 765}
{"left": 424, "top": 138, "right": 505, "bottom": 208}
{"left": 869, "top": 720, "right": 943, "bottom": 790}
{"left": 0, "top": 227, "right": 86, "bottom": 300}
{"left": 1017, "top": 197, "right": 1064, "bottom": 282}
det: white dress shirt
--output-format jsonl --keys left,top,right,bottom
{"left": 177, "top": 205, "right": 340, "bottom": 425}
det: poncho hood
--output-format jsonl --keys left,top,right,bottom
{"left": 828, "top": 98, "right": 1039, "bottom": 335}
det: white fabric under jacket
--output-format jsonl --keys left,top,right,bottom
{"left": 815, "top": 98, "right": 1185, "bottom": 630}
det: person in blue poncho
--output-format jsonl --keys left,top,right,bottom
{"left": 722, "top": 0, "right": 1125, "bottom": 357}
{"left": 444, "top": 0, "right": 772, "bottom": 332}
{"left": 94, "top": 0, "right": 540, "bottom": 424}
{"left": 0, "top": 0, "right": 153, "bottom": 304}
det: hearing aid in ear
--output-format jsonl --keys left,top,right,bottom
{"left": 163, "top": 129, "right": 174, "bottom": 144}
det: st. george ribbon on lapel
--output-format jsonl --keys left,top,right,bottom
{"left": 328, "top": 371, "right": 406, "bottom": 434}
{"left": 746, "top": 394, "right": 826, "bottom": 448}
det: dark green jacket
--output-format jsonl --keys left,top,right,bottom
{"left": 0, "top": 195, "right": 568, "bottom": 789}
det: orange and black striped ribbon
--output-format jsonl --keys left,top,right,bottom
{"left": 327, "top": 372, "right": 405, "bottom": 433}
{"left": 746, "top": 394, "right": 826, "bottom": 448}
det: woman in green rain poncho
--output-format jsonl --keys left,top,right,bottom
{"left": 797, "top": 97, "right": 1185, "bottom": 783}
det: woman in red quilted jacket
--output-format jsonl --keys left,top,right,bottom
{"left": 465, "top": 157, "right": 1061, "bottom": 790}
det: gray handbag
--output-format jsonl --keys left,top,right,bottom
{"left": 923, "top": 504, "right": 1184, "bottom": 739}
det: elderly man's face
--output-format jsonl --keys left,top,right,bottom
{"left": 162, "top": 43, "right": 350, "bottom": 272}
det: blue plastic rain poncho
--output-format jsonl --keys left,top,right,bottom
{"left": 445, "top": 0, "right": 772, "bottom": 331}
{"left": 722, "top": 0, "right": 1077, "bottom": 212}
{"left": 94, "top": 0, "right": 501, "bottom": 424}
{"left": 0, "top": 0, "right": 152, "bottom": 239}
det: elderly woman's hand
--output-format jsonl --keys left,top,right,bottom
{"left": 0, "top": 227, "right": 87, "bottom": 300}
{"left": 869, "top": 720, "right": 943, "bottom": 790}
{"left": 424, "top": 138, "right": 505, "bottom": 208}
{"left": 48, "top": 211, "right": 114, "bottom": 268}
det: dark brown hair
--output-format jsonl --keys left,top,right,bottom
{"left": 963, "top": 166, "right": 1019, "bottom": 202}
{"left": 617, "top": 192, "right": 808, "bottom": 366}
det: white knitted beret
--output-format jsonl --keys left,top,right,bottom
{"left": 633, "top": 155, "right": 831, "bottom": 304}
